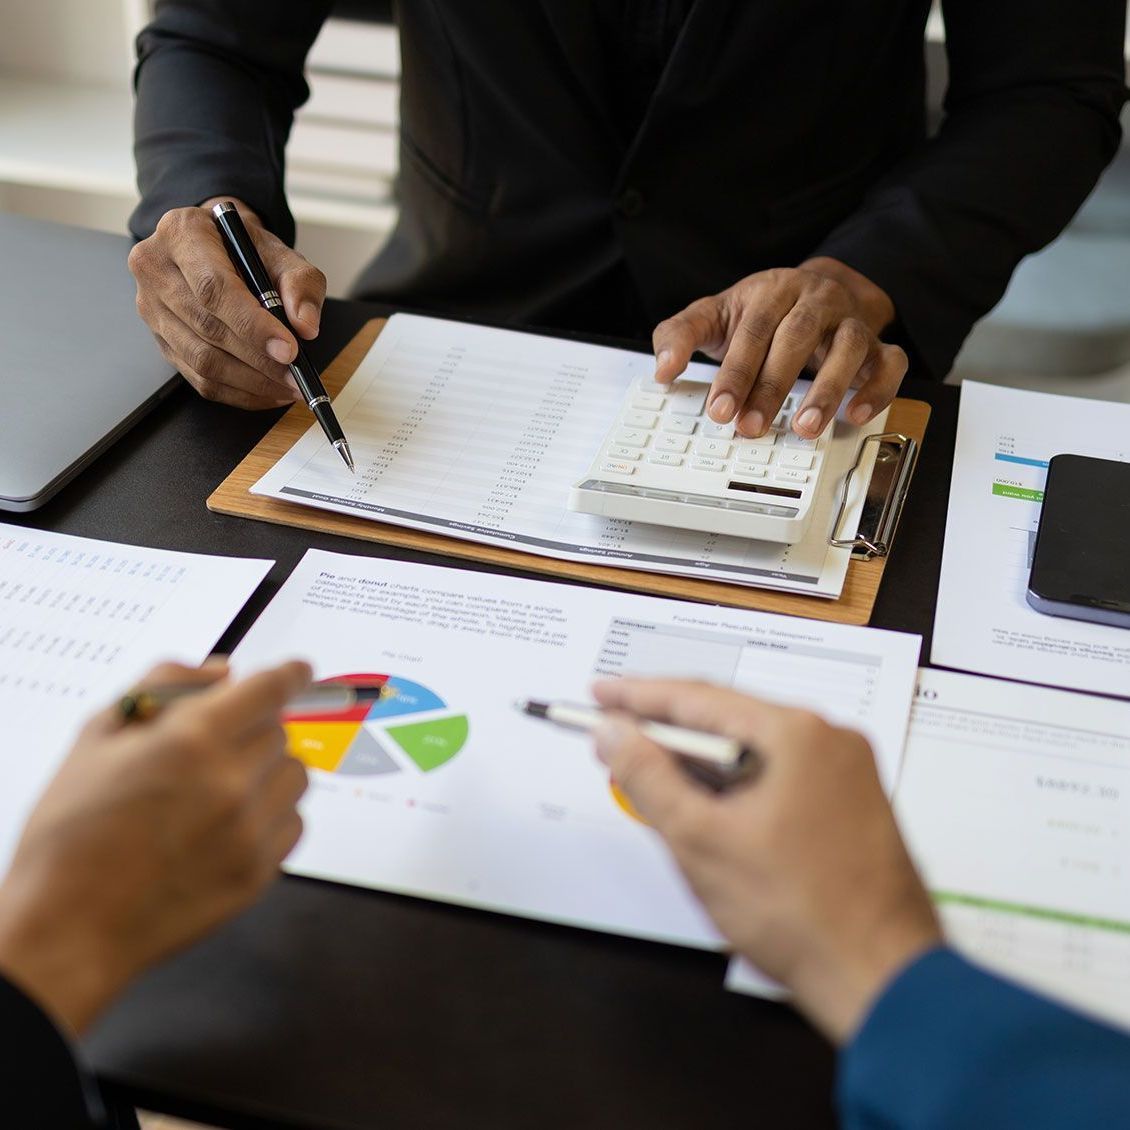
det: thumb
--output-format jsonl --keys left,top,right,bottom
{"left": 261, "top": 240, "right": 327, "bottom": 342}
{"left": 651, "top": 295, "right": 728, "bottom": 385}
{"left": 594, "top": 717, "right": 712, "bottom": 837}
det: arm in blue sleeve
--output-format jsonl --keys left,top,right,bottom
{"left": 813, "top": 0, "right": 1127, "bottom": 379}
{"left": 130, "top": 0, "right": 334, "bottom": 244}
{"left": 839, "top": 947, "right": 1130, "bottom": 1130}
{"left": 0, "top": 972, "right": 105, "bottom": 1127}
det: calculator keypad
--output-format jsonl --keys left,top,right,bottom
{"left": 597, "top": 377, "right": 828, "bottom": 502}
{"left": 572, "top": 375, "right": 834, "bottom": 543}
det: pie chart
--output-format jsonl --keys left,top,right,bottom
{"left": 284, "top": 673, "right": 468, "bottom": 777}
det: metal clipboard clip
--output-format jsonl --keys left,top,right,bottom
{"left": 828, "top": 432, "right": 919, "bottom": 559}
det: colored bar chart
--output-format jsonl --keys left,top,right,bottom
{"left": 284, "top": 673, "right": 468, "bottom": 776}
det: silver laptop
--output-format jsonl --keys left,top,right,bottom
{"left": 0, "top": 212, "right": 178, "bottom": 511}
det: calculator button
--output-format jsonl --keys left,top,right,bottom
{"left": 648, "top": 451, "right": 684, "bottom": 467}
{"left": 692, "top": 457, "right": 726, "bottom": 472}
{"left": 614, "top": 429, "right": 650, "bottom": 448}
{"left": 773, "top": 467, "right": 809, "bottom": 483}
{"left": 662, "top": 417, "right": 697, "bottom": 436}
{"left": 622, "top": 409, "right": 659, "bottom": 429}
{"left": 666, "top": 383, "right": 710, "bottom": 415}
{"left": 779, "top": 451, "right": 815, "bottom": 469}
{"left": 632, "top": 392, "right": 666, "bottom": 411}
{"left": 600, "top": 460, "right": 636, "bottom": 476}
{"left": 700, "top": 422, "right": 735, "bottom": 439}
{"left": 730, "top": 467, "right": 766, "bottom": 481}
{"left": 656, "top": 434, "right": 690, "bottom": 454}
{"left": 694, "top": 438, "right": 731, "bottom": 459}
{"left": 607, "top": 445, "right": 642, "bottom": 461}
{"left": 782, "top": 433, "right": 818, "bottom": 449}
{"left": 772, "top": 412, "right": 788, "bottom": 430}
{"left": 636, "top": 376, "right": 666, "bottom": 393}
{"left": 735, "top": 447, "right": 771, "bottom": 466}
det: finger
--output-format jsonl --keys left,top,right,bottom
{"left": 192, "top": 661, "right": 314, "bottom": 744}
{"left": 651, "top": 296, "right": 727, "bottom": 385}
{"left": 160, "top": 268, "right": 298, "bottom": 388}
{"left": 593, "top": 717, "right": 715, "bottom": 839}
{"left": 845, "top": 344, "right": 908, "bottom": 425}
{"left": 153, "top": 309, "right": 299, "bottom": 409}
{"left": 253, "top": 755, "right": 309, "bottom": 818}
{"left": 592, "top": 678, "right": 797, "bottom": 748}
{"left": 792, "top": 318, "right": 873, "bottom": 438}
{"left": 264, "top": 809, "right": 305, "bottom": 867}
{"left": 708, "top": 287, "right": 797, "bottom": 428}
{"left": 263, "top": 241, "right": 327, "bottom": 342}
{"left": 177, "top": 241, "right": 301, "bottom": 369}
{"left": 147, "top": 207, "right": 302, "bottom": 370}
{"left": 737, "top": 301, "right": 829, "bottom": 437}
{"left": 86, "top": 660, "right": 232, "bottom": 739}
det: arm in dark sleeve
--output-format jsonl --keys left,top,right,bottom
{"left": 839, "top": 947, "right": 1130, "bottom": 1130}
{"left": 814, "top": 0, "right": 1128, "bottom": 379}
{"left": 0, "top": 972, "right": 105, "bottom": 1127}
{"left": 130, "top": 0, "right": 334, "bottom": 244}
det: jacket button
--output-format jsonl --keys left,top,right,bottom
{"left": 616, "top": 188, "right": 646, "bottom": 218}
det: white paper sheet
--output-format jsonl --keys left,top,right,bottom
{"left": 932, "top": 381, "right": 1130, "bottom": 696}
{"left": 0, "top": 525, "right": 272, "bottom": 869}
{"left": 729, "top": 668, "right": 1130, "bottom": 1027}
{"left": 252, "top": 314, "right": 887, "bottom": 598}
{"left": 230, "top": 549, "right": 921, "bottom": 949}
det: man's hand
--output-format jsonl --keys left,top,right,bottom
{"left": 128, "top": 198, "right": 327, "bottom": 410}
{"left": 592, "top": 678, "right": 941, "bottom": 1044}
{"left": 0, "top": 659, "right": 311, "bottom": 1034}
{"left": 652, "top": 258, "right": 907, "bottom": 440}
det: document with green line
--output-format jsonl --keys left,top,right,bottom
{"left": 894, "top": 667, "right": 1130, "bottom": 1032}
{"left": 728, "top": 665, "right": 1130, "bottom": 1020}
{"left": 932, "top": 381, "right": 1130, "bottom": 696}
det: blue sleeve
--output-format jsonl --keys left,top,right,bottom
{"left": 838, "top": 947, "right": 1130, "bottom": 1129}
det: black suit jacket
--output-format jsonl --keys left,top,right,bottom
{"left": 131, "top": 1, "right": 1127, "bottom": 379}
{"left": 0, "top": 974, "right": 105, "bottom": 1127}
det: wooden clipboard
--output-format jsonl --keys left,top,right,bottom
{"left": 208, "top": 318, "right": 930, "bottom": 625}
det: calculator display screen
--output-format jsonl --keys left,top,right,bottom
{"left": 1029, "top": 454, "right": 1130, "bottom": 610}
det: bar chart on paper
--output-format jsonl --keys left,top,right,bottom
{"left": 285, "top": 673, "right": 469, "bottom": 777}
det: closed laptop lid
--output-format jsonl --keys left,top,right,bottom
{"left": 0, "top": 212, "right": 178, "bottom": 510}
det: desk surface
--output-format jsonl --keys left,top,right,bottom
{"left": 7, "top": 298, "right": 959, "bottom": 1130}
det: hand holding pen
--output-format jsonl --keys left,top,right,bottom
{"left": 128, "top": 198, "right": 330, "bottom": 411}
{"left": 212, "top": 202, "right": 355, "bottom": 472}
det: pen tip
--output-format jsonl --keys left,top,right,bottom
{"left": 334, "top": 440, "right": 356, "bottom": 474}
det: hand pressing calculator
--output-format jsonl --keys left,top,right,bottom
{"left": 568, "top": 376, "right": 831, "bottom": 543}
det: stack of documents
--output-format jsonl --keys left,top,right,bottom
{"left": 252, "top": 314, "right": 888, "bottom": 600}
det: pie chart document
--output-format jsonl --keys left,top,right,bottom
{"left": 231, "top": 549, "right": 921, "bottom": 949}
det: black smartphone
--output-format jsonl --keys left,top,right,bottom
{"left": 1027, "top": 454, "right": 1130, "bottom": 629}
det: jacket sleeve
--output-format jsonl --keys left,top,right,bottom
{"left": 0, "top": 972, "right": 105, "bottom": 1127}
{"left": 130, "top": 0, "right": 334, "bottom": 244}
{"left": 813, "top": 0, "right": 1128, "bottom": 379}
{"left": 839, "top": 947, "right": 1130, "bottom": 1129}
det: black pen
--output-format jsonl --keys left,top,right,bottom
{"left": 211, "top": 201, "right": 355, "bottom": 473}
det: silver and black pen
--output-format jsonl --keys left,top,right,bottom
{"left": 212, "top": 201, "right": 355, "bottom": 473}
{"left": 516, "top": 699, "right": 760, "bottom": 791}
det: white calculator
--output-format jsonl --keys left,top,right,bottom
{"left": 568, "top": 376, "right": 831, "bottom": 543}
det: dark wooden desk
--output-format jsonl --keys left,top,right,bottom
{"left": 6, "top": 298, "right": 959, "bottom": 1130}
